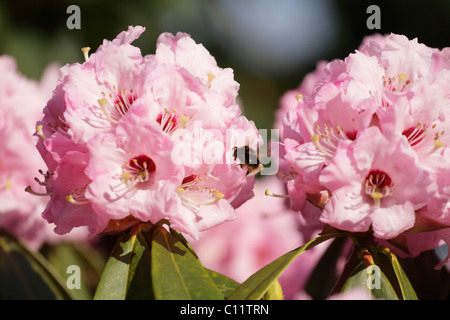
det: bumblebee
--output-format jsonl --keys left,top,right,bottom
{"left": 232, "top": 145, "right": 264, "bottom": 177}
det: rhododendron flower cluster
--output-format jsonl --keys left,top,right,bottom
{"left": 277, "top": 33, "right": 450, "bottom": 267}
{"left": 35, "top": 26, "right": 261, "bottom": 240}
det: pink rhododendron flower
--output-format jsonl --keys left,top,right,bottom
{"left": 84, "top": 110, "right": 185, "bottom": 235}
{"left": 320, "top": 126, "right": 434, "bottom": 239}
{"left": 277, "top": 33, "right": 450, "bottom": 267}
{"left": 35, "top": 26, "right": 261, "bottom": 240}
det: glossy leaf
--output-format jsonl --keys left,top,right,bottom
{"left": 227, "top": 232, "right": 344, "bottom": 300}
{"left": 382, "top": 249, "right": 418, "bottom": 300}
{"left": 205, "top": 268, "right": 240, "bottom": 298}
{"left": 340, "top": 259, "right": 399, "bottom": 300}
{"left": 151, "top": 226, "right": 223, "bottom": 300}
{"left": 169, "top": 227, "right": 199, "bottom": 259}
{"left": 42, "top": 242, "right": 105, "bottom": 300}
{"left": 0, "top": 230, "right": 74, "bottom": 300}
{"left": 93, "top": 225, "right": 153, "bottom": 300}
{"left": 262, "top": 279, "right": 284, "bottom": 300}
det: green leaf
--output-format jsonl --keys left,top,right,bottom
{"left": 169, "top": 227, "right": 199, "bottom": 259}
{"left": 262, "top": 279, "right": 284, "bottom": 300}
{"left": 381, "top": 249, "right": 418, "bottom": 300}
{"left": 0, "top": 230, "right": 74, "bottom": 300}
{"left": 42, "top": 242, "right": 105, "bottom": 300}
{"left": 340, "top": 259, "right": 399, "bottom": 300}
{"left": 337, "top": 245, "right": 412, "bottom": 300}
{"left": 205, "top": 268, "right": 240, "bottom": 298}
{"left": 227, "top": 232, "right": 344, "bottom": 300}
{"left": 93, "top": 225, "right": 153, "bottom": 300}
{"left": 151, "top": 226, "right": 224, "bottom": 300}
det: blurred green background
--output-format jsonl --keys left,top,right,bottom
{"left": 1, "top": 0, "right": 449, "bottom": 131}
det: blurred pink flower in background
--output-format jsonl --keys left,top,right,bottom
{"left": 276, "top": 33, "right": 450, "bottom": 268}
{"left": 191, "top": 176, "right": 329, "bottom": 299}
{"left": 35, "top": 26, "right": 261, "bottom": 240}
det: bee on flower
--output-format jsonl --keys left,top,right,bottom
{"left": 33, "top": 26, "right": 262, "bottom": 240}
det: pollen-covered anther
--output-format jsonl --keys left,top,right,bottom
{"left": 34, "top": 169, "right": 52, "bottom": 187}
{"left": 426, "top": 140, "right": 445, "bottom": 155}
{"left": 66, "top": 186, "right": 90, "bottom": 205}
{"left": 25, "top": 170, "right": 53, "bottom": 197}
{"left": 364, "top": 170, "right": 394, "bottom": 207}
{"left": 35, "top": 125, "right": 46, "bottom": 139}
{"left": 206, "top": 73, "right": 216, "bottom": 88}
{"left": 382, "top": 73, "right": 412, "bottom": 93}
{"left": 98, "top": 88, "right": 137, "bottom": 124}
{"left": 265, "top": 188, "right": 289, "bottom": 198}
{"left": 81, "top": 47, "right": 91, "bottom": 62}
{"left": 25, "top": 186, "right": 51, "bottom": 197}
{"left": 98, "top": 98, "right": 118, "bottom": 124}
{"left": 311, "top": 123, "right": 354, "bottom": 157}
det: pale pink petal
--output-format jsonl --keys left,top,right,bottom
{"left": 371, "top": 202, "right": 416, "bottom": 239}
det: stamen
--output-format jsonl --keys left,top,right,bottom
{"left": 311, "top": 134, "right": 334, "bottom": 157}
{"left": 24, "top": 186, "right": 51, "bottom": 197}
{"left": 177, "top": 175, "right": 225, "bottom": 206}
{"left": 206, "top": 73, "right": 216, "bottom": 88}
{"left": 65, "top": 194, "right": 90, "bottom": 205}
{"left": 404, "top": 122, "right": 446, "bottom": 155}
{"left": 397, "top": 73, "right": 407, "bottom": 91}
{"left": 364, "top": 169, "right": 394, "bottom": 207}
{"left": 120, "top": 155, "right": 156, "bottom": 190}
{"left": 265, "top": 189, "right": 290, "bottom": 198}
{"left": 198, "top": 191, "right": 224, "bottom": 206}
{"left": 295, "top": 94, "right": 303, "bottom": 102}
{"left": 81, "top": 47, "right": 91, "bottom": 62}
{"left": 382, "top": 74, "right": 413, "bottom": 93}
{"left": 179, "top": 188, "right": 225, "bottom": 206}
{"left": 98, "top": 98, "right": 119, "bottom": 124}
{"left": 157, "top": 109, "right": 191, "bottom": 134}
{"left": 65, "top": 186, "right": 90, "bottom": 205}
{"left": 96, "top": 88, "right": 137, "bottom": 126}
{"left": 34, "top": 177, "right": 46, "bottom": 186}
{"left": 424, "top": 140, "right": 444, "bottom": 156}
{"left": 311, "top": 123, "right": 355, "bottom": 158}
{"left": 47, "top": 122, "right": 71, "bottom": 138}
{"left": 35, "top": 125, "right": 46, "bottom": 139}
